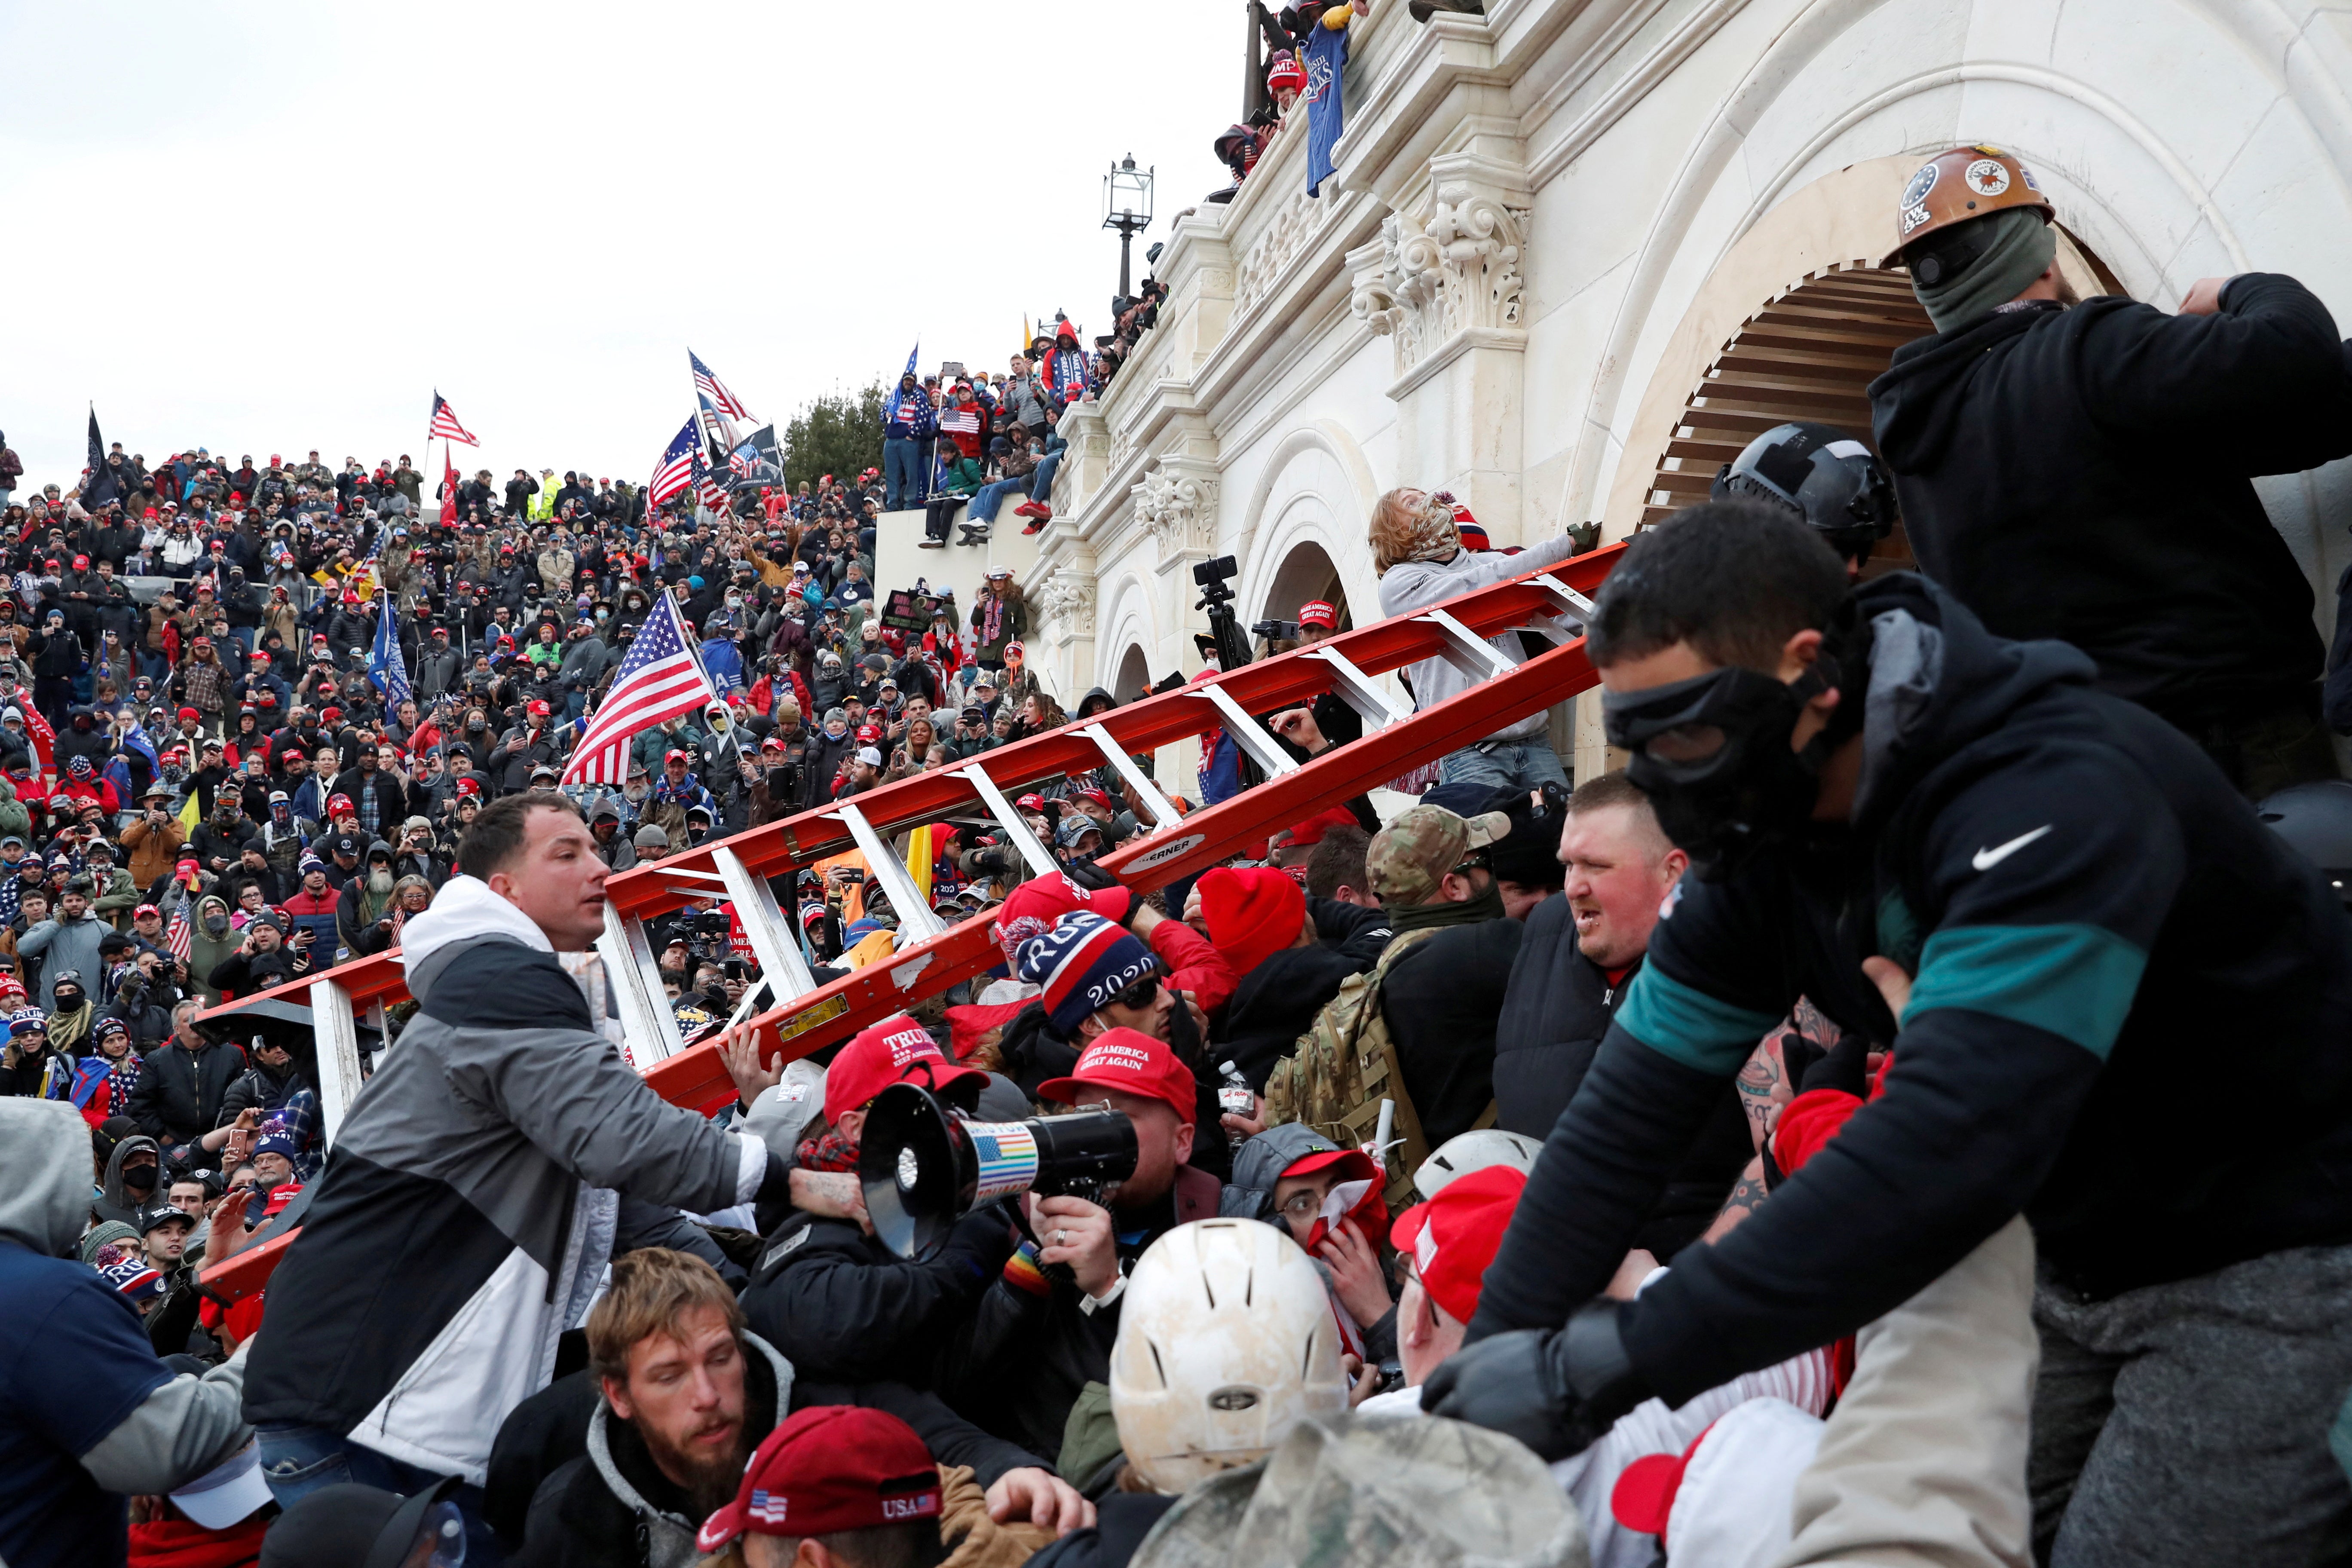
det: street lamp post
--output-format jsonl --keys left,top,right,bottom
{"left": 1102, "top": 154, "right": 1156, "bottom": 300}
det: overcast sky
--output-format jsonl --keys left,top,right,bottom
{"left": 0, "top": 2, "right": 1235, "bottom": 493}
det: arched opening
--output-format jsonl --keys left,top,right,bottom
{"left": 1258, "top": 539, "right": 1352, "bottom": 631}
{"left": 1113, "top": 642, "right": 1152, "bottom": 703}
{"left": 1638, "top": 263, "right": 1931, "bottom": 572}
{"left": 1635, "top": 230, "right": 2123, "bottom": 575}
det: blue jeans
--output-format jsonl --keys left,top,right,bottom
{"left": 882, "top": 438, "right": 922, "bottom": 511}
{"left": 256, "top": 1421, "right": 505, "bottom": 1563}
{"left": 967, "top": 478, "right": 1024, "bottom": 525}
{"left": 1437, "top": 734, "right": 1569, "bottom": 793}
{"left": 1029, "top": 450, "right": 1063, "bottom": 506}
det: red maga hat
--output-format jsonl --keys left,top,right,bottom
{"left": 822, "top": 1013, "right": 985, "bottom": 1125}
{"left": 695, "top": 1406, "right": 940, "bottom": 1553}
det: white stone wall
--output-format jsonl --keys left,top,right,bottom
{"left": 1020, "top": 0, "right": 2352, "bottom": 791}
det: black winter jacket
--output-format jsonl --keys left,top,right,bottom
{"left": 127, "top": 1036, "right": 246, "bottom": 1147}
{"left": 739, "top": 1205, "right": 1017, "bottom": 1387}
{"left": 1494, "top": 897, "right": 1752, "bottom": 1255}
{"left": 1378, "top": 914, "right": 1522, "bottom": 1147}
{"left": 1870, "top": 275, "right": 2352, "bottom": 732}
{"left": 1472, "top": 575, "right": 2352, "bottom": 1405}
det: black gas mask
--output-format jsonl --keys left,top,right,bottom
{"left": 1602, "top": 605, "right": 1870, "bottom": 881}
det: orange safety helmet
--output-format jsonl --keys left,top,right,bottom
{"left": 1883, "top": 144, "right": 2054, "bottom": 270}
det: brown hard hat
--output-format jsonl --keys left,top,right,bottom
{"left": 1883, "top": 144, "right": 2054, "bottom": 268}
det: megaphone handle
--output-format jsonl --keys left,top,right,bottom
{"left": 1008, "top": 1193, "right": 1083, "bottom": 1289}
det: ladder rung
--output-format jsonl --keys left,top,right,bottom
{"left": 713, "top": 845, "right": 818, "bottom": 1001}
{"left": 962, "top": 765, "right": 1061, "bottom": 877}
{"left": 1081, "top": 723, "right": 1182, "bottom": 827}
{"left": 1527, "top": 572, "right": 1597, "bottom": 628}
{"left": 309, "top": 977, "right": 364, "bottom": 1146}
{"left": 1415, "top": 607, "right": 1519, "bottom": 680}
{"left": 602, "top": 902, "right": 687, "bottom": 1064}
{"left": 1198, "top": 682, "right": 1300, "bottom": 777}
{"left": 831, "top": 803, "right": 948, "bottom": 943}
{"left": 1302, "top": 646, "right": 1412, "bottom": 731}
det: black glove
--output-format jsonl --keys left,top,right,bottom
{"left": 1801, "top": 1027, "right": 1872, "bottom": 1096}
{"left": 1059, "top": 858, "right": 1125, "bottom": 897}
{"left": 1420, "top": 1300, "right": 1652, "bottom": 1461}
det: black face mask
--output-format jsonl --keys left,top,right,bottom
{"left": 1602, "top": 609, "right": 1869, "bottom": 882}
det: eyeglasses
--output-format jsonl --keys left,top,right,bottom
{"left": 1275, "top": 1189, "right": 1326, "bottom": 1223}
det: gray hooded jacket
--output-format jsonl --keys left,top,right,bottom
{"left": 0, "top": 1099, "right": 252, "bottom": 1503}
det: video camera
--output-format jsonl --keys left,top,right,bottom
{"left": 1251, "top": 618, "right": 1305, "bottom": 645}
{"left": 857, "top": 1081, "right": 1138, "bottom": 1261}
{"left": 683, "top": 908, "right": 732, "bottom": 963}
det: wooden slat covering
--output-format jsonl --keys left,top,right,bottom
{"left": 1640, "top": 263, "right": 1935, "bottom": 576}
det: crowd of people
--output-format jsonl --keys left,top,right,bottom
{"left": 9, "top": 132, "right": 2352, "bottom": 1568}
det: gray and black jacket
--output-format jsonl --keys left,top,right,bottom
{"left": 241, "top": 876, "right": 773, "bottom": 1484}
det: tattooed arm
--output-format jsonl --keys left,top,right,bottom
{"left": 1702, "top": 1155, "right": 1770, "bottom": 1242}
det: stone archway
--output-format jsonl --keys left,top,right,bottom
{"left": 1597, "top": 155, "right": 2121, "bottom": 543}
{"left": 1112, "top": 642, "right": 1153, "bottom": 702}
{"left": 1257, "top": 538, "right": 1351, "bottom": 631}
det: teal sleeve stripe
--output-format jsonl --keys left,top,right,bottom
{"left": 1903, "top": 922, "right": 2148, "bottom": 1062}
{"left": 1617, "top": 965, "right": 1785, "bottom": 1076}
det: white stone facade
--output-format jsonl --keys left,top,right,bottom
{"left": 1011, "top": 0, "right": 2352, "bottom": 781}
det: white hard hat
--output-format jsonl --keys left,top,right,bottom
{"left": 1413, "top": 1128, "right": 1543, "bottom": 1201}
{"left": 1109, "top": 1220, "right": 1348, "bottom": 1494}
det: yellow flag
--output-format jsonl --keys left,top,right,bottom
{"left": 178, "top": 788, "right": 202, "bottom": 831}
{"left": 904, "top": 824, "right": 934, "bottom": 906}
{"left": 1020, "top": 316, "right": 1031, "bottom": 355}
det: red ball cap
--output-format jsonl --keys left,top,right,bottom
{"left": 1297, "top": 599, "right": 1338, "bottom": 630}
{"left": 695, "top": 1405, "right": 941, "bottom": 1553}
{"left": 992, "top": 870, "right": 1132, "bottom": 966}
{"left": 823, "top": 1013, "right": 985, "bottom": 1126}
{"left": 1036, "top": 1026, "right": 1197, "bottom": 1122}
{"left": 1388, "top": 1164, "right": 1527, "bottom": 1326}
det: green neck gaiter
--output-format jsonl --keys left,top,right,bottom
{"left": 1913, "top": 208, "right": 2058, "bottom": 334}
{"left": 1386, "top": 880, "right": 1505, "bottom": 934}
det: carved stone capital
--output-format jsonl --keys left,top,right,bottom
{"left": 1354, "top": 172, "right": 1528, "bottom": 379}
{"left": 1132, "top": 462, "right": 1221, "bottom": 565}
{"left": 1036, "top": 569, "right": 1098, "bottom": 640}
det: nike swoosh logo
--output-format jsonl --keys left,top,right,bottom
{"left": 1972, "top": 825, "right": 2052, "bottom": 872}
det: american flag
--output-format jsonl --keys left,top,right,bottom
{"left": 689, "top": 351, "right": 754, "bottom": 422}
{"left": 561, "top": 593, "right": 720, "bottom": 786}
{"left": 428, "top": 392, "right": 479, "bottom": 446}
{"left": 692, "top": 447, "right": 728, "bottom": 511}
{"left": 165, "top": 900, "right": 192, "bottom": 964}
{"left": 649, "top": 417, "right": 699, "bottom": 506}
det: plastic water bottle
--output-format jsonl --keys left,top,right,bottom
{"left": 1219, "top": 1061, "right": 1254, "bottom": 1145}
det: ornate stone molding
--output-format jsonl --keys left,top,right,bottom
{"left": 1233, "top": 184, "right": 1339, "bottom": 322}
{"left": 1350, "top": 176, "right": 1528, "bottom": 377}
{"left": 1133, "top": 463, "right": 1221, "bottom": 565}
{"left": 1036, "top": 569, "right": 1097, "bottom": 640}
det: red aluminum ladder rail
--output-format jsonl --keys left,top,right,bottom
{"left": 198, "top": 544, "right": 1620, "bottom": 1300}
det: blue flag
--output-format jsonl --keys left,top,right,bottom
{"left": 903, "top": 340, "right": 920, "bottom": 379}
{"left": 368, "top": 594, "right": 413, "bottom": 705}
{"left": 120, "top": 718, "right": 159, "bottom": 775}
{"left": 1305, "top": 19, "right": 1350, "bottom": 198}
